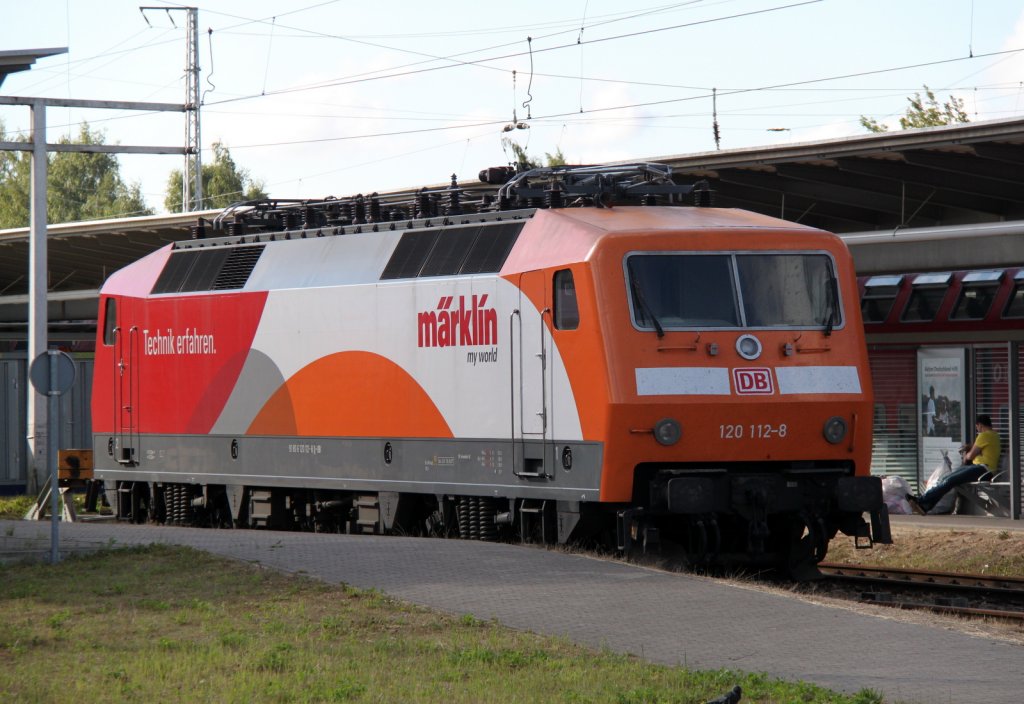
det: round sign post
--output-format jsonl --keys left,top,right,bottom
{"left": 29, "top": 350, "right": 77, "bottom": 565}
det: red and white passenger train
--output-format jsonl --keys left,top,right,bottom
{"left": 92, "top": 164, "right": 890, "bottom": 574}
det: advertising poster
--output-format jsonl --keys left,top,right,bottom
{"left": 917, "top": 349, "right": 966, "bottom": 490}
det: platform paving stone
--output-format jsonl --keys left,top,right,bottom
{"left": 2, "top": 518, "right": 1021, "bottom": 704}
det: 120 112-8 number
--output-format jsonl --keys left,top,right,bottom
{"left": 720, "top": 424, "right": 788, "bottom": 439}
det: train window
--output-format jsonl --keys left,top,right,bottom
{"left": 1003, "top": 272, "right": 1024, "bottom": 318}
{"left": 901, "top": 272, "right": 951, "bottom": 322}
{"left": 736, "top": 254, "right": 838, "bottom": 327}
{"left": 627, "top": 254, "right": 739, "bottom": 329}
{"left": 626, "top": 252, "right": 841, "bottom": 330}
{"left": 102, "top": 298, "right": 117, "bottom": 346}
{"left": 860, "top": 275, "right": 902, "bottom": 323}
{"left": 951, "top": 271, "right": 1002, "bottom": 320}
{"left": 553, "top": 269, "right": 579, "bottom": 330}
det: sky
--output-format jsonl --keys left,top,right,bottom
{"left": 2, "top": 0, "right": 1024, "bottom": 216}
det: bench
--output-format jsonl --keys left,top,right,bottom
{"left": 954, "top": 463, "right": 1011, "bottom": 517}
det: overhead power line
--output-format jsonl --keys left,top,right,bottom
{"left": 205, "top": 0, "right": 823, "bottom": 106}
{"left": 224, "top": 46, "right": 1024, "bottom": 151}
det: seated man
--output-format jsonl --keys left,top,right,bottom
{"left": 907, "top": 414, "right": 1001, "bottom": 515}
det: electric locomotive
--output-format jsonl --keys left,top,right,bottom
{"left": 92, "top": 163, "right": 890, "bottom": 574}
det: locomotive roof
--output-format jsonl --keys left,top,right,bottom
{"left": 100, "top": 202, "right": 846, "bottom": 301}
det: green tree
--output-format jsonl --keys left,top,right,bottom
{"left": 860, "top": 86, "right": 969, "bottom": 133}
{"left": 164, "top": 141, "right": 266, "bottom": 212}
{"left": 501, "top": 138, "right": 568, "bottom": 169}
{"left": 0, "top": 121, "right": 152, "bottom": 228}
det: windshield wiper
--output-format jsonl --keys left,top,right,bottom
{"left": 627, "top": 260, "right": 664, "bottom": 338}
{"left": 823, "top": 273, "right": 839, "bottom": 337}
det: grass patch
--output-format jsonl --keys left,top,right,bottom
{"left": 0, "top": 544, "right": 881, "bottom": 703}
{"left": 0, "top": 495, "right": 35, "bottom": 520}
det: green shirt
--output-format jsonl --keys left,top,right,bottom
{"left": 973, "top": 430, "right": 1001, "bottom": 470}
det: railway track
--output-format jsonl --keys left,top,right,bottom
{"left": 814, "top": 562, "right": 1024, "bottom": 621}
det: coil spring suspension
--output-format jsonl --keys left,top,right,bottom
{"left": 165, "top": 484, "right": 194, "bottom": 526}
{"left": 456, "top": 497, "right": 498, "bottom": 541}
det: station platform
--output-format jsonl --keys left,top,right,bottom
{"left": 888, "top": 512, "right": 1024, "bottom": 532}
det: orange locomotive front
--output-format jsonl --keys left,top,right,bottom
{"left": 511, "top": 202, "right": 889, "bottom": 570}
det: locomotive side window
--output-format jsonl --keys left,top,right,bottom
{"left": 951, "top": 271, "right": 1002, "bottom": 320}
{"left": 553, "top": 269, "right": 579, "bottom": 330}
{"left": 102, "top": 297, "right": 117, "bottom": 346}
{"left": 1003, "top": 272, "right": 1024, "bottom": 318}
{"left": 901, "top": 272, "right": 951, "bottom": 323}
{"left": 736, "top": 254, "right": 838, "bottom": 327}
{"left": 860, "top": 275, "right": 903, "bottom": 323}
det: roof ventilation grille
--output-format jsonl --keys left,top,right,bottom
{"left": 212, "top": 245, "right": 265, "bottom": 290}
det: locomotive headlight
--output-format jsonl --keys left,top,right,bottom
{"left": 823, "top": 416, "right": 848, "bottom": 444}
{"left": 736, "top": 334, "right": 762, "bottom": 360}
{"left": 654, "top": 418, "right": 682, "bottom": 446}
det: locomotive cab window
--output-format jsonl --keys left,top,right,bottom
{"left": 860, "top": 275, "right": 902, "bottom": 324}
{"left": 950, "top": 271, "right": 1002, "bottom": 320}
{"left": 102, "top": 297, "right": 117, "bottom": 346}
{"left": 1003, "top": 270, "right": 1024, "bottom": 319}
{"left": 901, "top": 272, "right": 951, "bottom": 323}
{"left": 553, "top": 269, "right": 579, "bottom": 330}
{"left": 625, "top": 252, "right": 838, "bottom": 330}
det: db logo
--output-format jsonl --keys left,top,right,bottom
{"left": 733, "top": 368, "right": 774, "bottom": 395}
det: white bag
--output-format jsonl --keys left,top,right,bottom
{"left": 924, "top": 450, "right": 956, "bottom": 514}
{"left": 881, "top": 475, "right": 912, "bottom": 515}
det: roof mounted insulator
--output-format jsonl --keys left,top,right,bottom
{"left": 448, "top": 175, "right": 462, "bottom": 216}
{"left": 546, "top": 182, "right": 564, "bottom": 209}
{"left": 416, "top": 188, "right": 431, "bottom": 219}
{"left": 227, "top": 221, "right": 246, "bottom": 236}
{"left": 353, "top": 194, "right": 366, "bottom": 225}
{"left": 643, "top": 194, "right": 657, "bottom": 206}
{"left": 693, "top": 180, "right": 715, "bottom": 208}
{"left": 369, "top": 193, "right": 381, "bottom": 222}
{"left": 191, "top": 219, "right": 207, "bottom": 239}
{"left": 301, "top": 206, "right": 318, "bottom": 229}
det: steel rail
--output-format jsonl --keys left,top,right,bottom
{"left": 817, "top": 562, "right": 1024, "bottom": 621}
{"left": 818, "top": 562, "right": 1024, "bottom": 594}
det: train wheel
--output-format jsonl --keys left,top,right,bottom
{"left": 774, "top": 514, "right": 829, "bottom": 580}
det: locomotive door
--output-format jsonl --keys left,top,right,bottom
{"left": 112, "top": 300, "right": 140, "bottom": 465}
{"left": 512, "top": 270, "right": 551, "bottom": 478}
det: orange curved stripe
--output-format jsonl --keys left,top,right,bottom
{"left": 247, "top": 351, "right": 452, "bottom": 438}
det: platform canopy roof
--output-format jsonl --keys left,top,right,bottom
{"left": 0, "top": 48, "right": 68, "bottom": 89}
{"left": 653, "top": 115, "right": 1024, "bottom": 235}
{"left": 2, "top": 115, "right": 1024, "bottom": 330}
